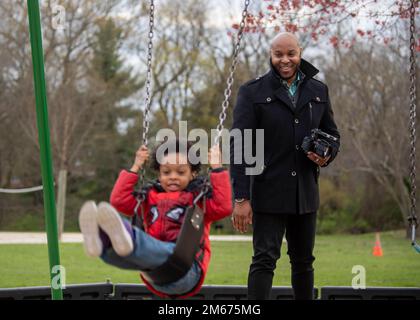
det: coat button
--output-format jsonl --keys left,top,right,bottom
{"left": 294, "top": 118, "right": 299, "bottom": 124}
{"left": 266, "top": 97, "right": 271, "bottom": 102}
{"left": 295, "top": 145, "right": 299, "bottom": 150}
{"left": 291, "top": 171, "right": 297, "bottom": 177}
{"left": 316, "top": 96, "right": 320, "bottom": 101}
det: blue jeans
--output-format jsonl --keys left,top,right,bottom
{"left": 100, "top": 221, "right": 201, "bottom": 296}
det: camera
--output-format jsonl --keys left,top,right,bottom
{"left": 301, "top": 129, "right": 339, "bottom": 158}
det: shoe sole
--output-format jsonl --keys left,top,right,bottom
{"left": 97, "top": 202, "right": 133, "bottom": 257}
{"left": 78, "top": 201, "right": 103, "bottom": 257}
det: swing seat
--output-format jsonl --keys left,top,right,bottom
{"left": 141, "top": 205, "right": 204, "bottom": 285}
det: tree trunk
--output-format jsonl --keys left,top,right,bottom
{"left": 56, "top": 169, "right": 67, "bottom": 240}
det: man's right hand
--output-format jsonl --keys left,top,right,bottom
{"left": 232, "top": 201, "right": 253, "bottom": 233}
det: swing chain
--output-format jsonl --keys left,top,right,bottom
{"left": 214, "top": 0, "right": 250, "bottom": 146}
{"left": 140, "top": 0, "right": 155, "bottom": 184}
{"left": 408, "top": 0, "right": 418, "bottom": 241}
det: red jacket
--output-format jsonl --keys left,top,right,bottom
{"left": 110, "top": 168, "right": 233, "bottom": 298}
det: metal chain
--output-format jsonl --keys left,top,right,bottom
{"left": 139, "top": 0, "right": 155, "bottom": 185}
{"left": 213, "top": 0, "right": 250, "bottom": 146}
{"left": 132, "top": 0, "right": 155, "bottom": 225}
{"left": 408, "top": 0, "right": 418, "bottom": 245}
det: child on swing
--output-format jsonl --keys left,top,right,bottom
{"left": 79, "top": 138, "right": 232, "bottom": 298}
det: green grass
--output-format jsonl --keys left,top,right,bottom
{"left": 0, "top": 230, "right": 419, "bottom": 288}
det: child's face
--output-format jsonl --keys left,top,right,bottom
{"left": 158, "top": 153, "right": 195, "bottom": 192}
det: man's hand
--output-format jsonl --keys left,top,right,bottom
{"left": 307, "top": 151, "right": 330, "bottom": 167}
{"left": 232, "top": 200, "right": 253, "bottom": 233}
{"left": 130, "top": 145, "right": 149, "bottom": 173}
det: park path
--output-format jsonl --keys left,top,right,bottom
{"left": 0, "top": 232, "right": 252, "bottom": 244}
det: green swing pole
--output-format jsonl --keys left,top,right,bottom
{"left": 27, "top": 0, "right": 63, "bottom": 300}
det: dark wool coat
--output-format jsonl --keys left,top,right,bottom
{"left": 230, "top": 59, "right": 340, "bottom": 214}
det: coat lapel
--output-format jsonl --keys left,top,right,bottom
{"left": 295, "top": 83, "right": 318, "bottom": 114}
{"left": 273, "top": 88, "right": 295, "bottom": 113}
{"left": 267, "top": 58, "right": 320, "bottom": 115}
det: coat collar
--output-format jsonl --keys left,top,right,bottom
{"left": 269, "top": 58, "right": 319, "bottom": 81}
{"left": 269, "top": 59, "right": 320, "bottom": 114}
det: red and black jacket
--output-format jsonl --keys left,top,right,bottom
{"left": 109, "top": 168, "right": 233, "bottom": 298}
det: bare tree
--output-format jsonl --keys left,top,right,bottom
{"left": 324, "top": 41, "right": 419, "bottom": 231}
{"left": 0, "top": 0, "right": 141, "bottom": 237}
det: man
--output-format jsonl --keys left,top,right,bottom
{"left": 230, "top": 32, "right": 340, "bottom": 300}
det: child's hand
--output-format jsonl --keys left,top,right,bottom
{"left": 130, "top": 145, "right": 149, "bottom": 173}
{"left": 208, "top": 145, "right": 222, "bottom": 169}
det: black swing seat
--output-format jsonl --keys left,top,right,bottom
{"left": 141, "top": 204, "right": 204, "bottom": 286}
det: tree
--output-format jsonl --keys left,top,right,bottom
{"left": 78, "top": 17, "right": 142, "bottom": 200}
{"left": 140, "top": 0, "right": 212, "bottom": 131}
{"left": 0, "top": 0, "right": 142, "bottom": 236}
{"left": 241, "top": 0, "right": 419, "bottom": 49}
{"left": 323, "top": 41, "right": 419, "bottom": 232}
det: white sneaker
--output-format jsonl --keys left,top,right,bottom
{"left": 97, "top": 202, "right": 134, "bottom": 257}
{"left": 78, "top": 201, "right": 103, "bottom": 257}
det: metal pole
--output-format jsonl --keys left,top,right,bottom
{"left": 27, "top": 0, "right": 63, "bottom": 300}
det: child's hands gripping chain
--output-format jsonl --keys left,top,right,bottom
{"left": 130, "top": 145, "right": 149, "bottom": 173}
{"left": 208, "top": 145, "right": 222, "bottom": 169}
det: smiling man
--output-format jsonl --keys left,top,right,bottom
{"left": 270, "top": 32, "right": 302, "bottom": 85}
{"left": 230, "top": 32, "right": 341, "bottom": 300}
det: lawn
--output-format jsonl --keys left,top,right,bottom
{"left": 0, "top": 230, "right": 419, "bottom": 288}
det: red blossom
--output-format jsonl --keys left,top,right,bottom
{"left": 246, "top": 16, "right": 254, "bottom": 24}
{"left": 285, "top": 23, "right": 298, "bottom": 33}
{"left": 330, "top": 35, "right": 339, "bottom": 48}
{"left": 232, "top": 0, "right": 415, "bottom": 49}
{"left": 291, "top": 0, "right": 301, "bottom": 10}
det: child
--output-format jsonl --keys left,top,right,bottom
{"left": 78, "top": 139, "right": 232, "bottom": 299}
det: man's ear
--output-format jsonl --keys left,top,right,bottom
{"left": 299, "top": 47, "right": 303, "bottom": 58}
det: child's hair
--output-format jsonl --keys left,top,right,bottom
{"left": 151, "top": 138, "right": 201, "bottom": 173}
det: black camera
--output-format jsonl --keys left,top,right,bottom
{"left": 301, "top": 129, "right": 339, "bottom": 158}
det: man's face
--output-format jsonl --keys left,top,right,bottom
{"left": 270, "top": 36, "right": 301, "bottom": 82}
